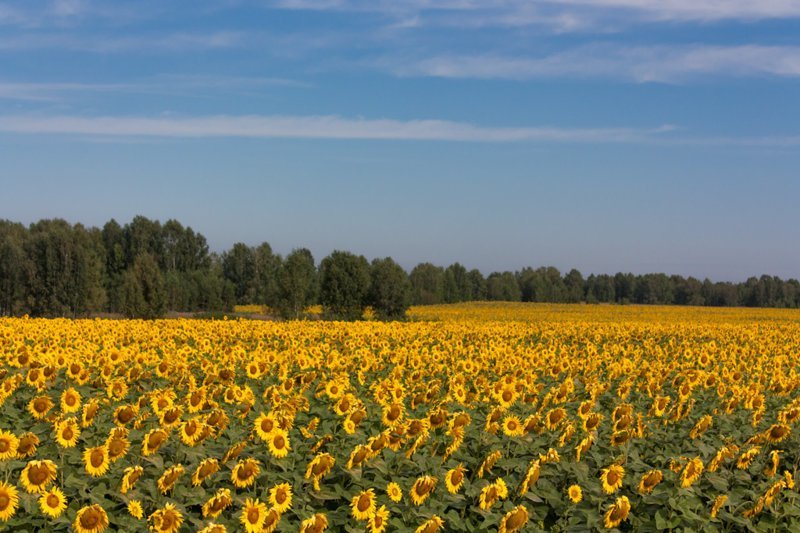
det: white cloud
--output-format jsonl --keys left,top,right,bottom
{"left": 268, "top": 0, "right": 800, "bottom": 25}
{"left": 0, "top": 113, "right": 674, "bottom": 143}
{"left": 385, "top": 44, "right": 800, "bottom": 82}
{"left": 0, "top": 75, "right": 310, "bottom": 102}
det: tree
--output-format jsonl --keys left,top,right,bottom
{"left": 487, "top": 271, "right": 521, "bottom": 301}
{"left": 409, "top": 263, "right": 444, "bottom": 305}
{"left": 369, "top": 257, "right": 411, "bottom": 320}
{"left": 119, "top": 253, "right": 166, "bottom": 318}
{"left": 443, "top": 263, "right": 470, "bottom": 303}
{"left": 254, "top": 242, "right": 281, "bottom": 307}
{"left": 222, "top": 243, "right": 257, "bottom": 304}
{"left": 563, "top": 268, "right": 585, "bottom": 303}
{"left": 0, "top": 221, "right": 30, "bottom": 316}
{"left": 466, "top": 269, "right": 487, "bottom": 301}
{"left": 275, "top": 248, "right": 318, "bottom": 319}
{"left": 319, "top": 250, "right": 371, "bottom": 320}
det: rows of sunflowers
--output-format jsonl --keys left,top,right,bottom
{"left": 1, "top": 302, "right": 799, "bottom": 531}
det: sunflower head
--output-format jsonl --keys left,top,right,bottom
{"left": 568, "top": 484, "right": 583, "bottom": 503}
{"left": 74, "top": 503, "right": 109, "bottom": 533}
{"left": 0, "top": 481, "right": 20, "bottom": 522}
{"left": 149, "top": 503, "right": 184, "bottom": 533}
{"left": 128, "top": 500, "right": 144, "bottom": 519}
{"left": 21, "top": 459, "right": 58, "bottom": 494}
{"left": 499, "top": 505, "right": 529, "bottom": 533}
{"left": 351, "top": 488, "right": 376, "bottom": 521}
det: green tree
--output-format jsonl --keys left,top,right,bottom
{"left": 443, "top": 262, "right": 470, "bottom": 303}
{"left": 409, "top": 263, "right": 444, "bottom": 305}
{"left": 0, "top": 221, "right": 30, "bottom": 316}
{"left": 486, "top": 271, "right": 521, "bottom": 301}
{"left": 369, "top": 257, "right": 411, "bottom": 320}
{"left": 319, "top": 250, "right": 371, "bottom": 320}
{"left": 275, "top": 248, "right": 318, "bottom": 319}
{"left": 254, "top": 242, "right": 281, "bottom": 307}
{"left": 222, "top": 243, "right": 257, "bottom": 304}
{"left": 119, "top": 253, "right": 166, "bottom": 318}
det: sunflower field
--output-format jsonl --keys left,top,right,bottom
{"left": 1, "top": 303, "right": 800, "bottom": 532}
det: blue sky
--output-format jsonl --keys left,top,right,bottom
{"left": 1, "top": 0, "right": 799, "bottom": 280}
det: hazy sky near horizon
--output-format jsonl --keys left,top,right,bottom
{"left": 1, "top": 1, "right": 799, "bottom": 281}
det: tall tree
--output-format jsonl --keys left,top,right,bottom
{"left": 369, "top": 257, "right": 411, "bottom": 320}
{"left": 409, "top": 263, "right": 445, "bottom": 305}
{"left": 222, "top": 243, "right": 257, "bottom": 303}
{"left": 275, "top": 248, "right": 318, "bottom": 319}
{"left": 119, "top": 253, "right": 166, "bottom": 318}
{"left": 319, "top": 250, "right": 371, "bottom": 320}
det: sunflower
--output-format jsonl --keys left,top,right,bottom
{"left": 20, "top": 459, "right": 58, "bottom": 493}
{"left": 764, "top": 450, "right": 782, "bottom": 478}
{"left": 603, "top": 495, "right": 631, "bottom": 529}
{"left": 305, "top": 453, "right": 335, "bottom": 490}
{"left": 680, "top": 457, "right": 704, "bottom": 488}
{"left": 478, "top": 478, "right": 507, "bottom": 510}
{"left": 128, "top": 500, "right": 144, "bottom": 519}
{"left": 387, "top": 482, "right": 403, "bottom": 502}
{"left": 477, "top": 450, "right": 502, "bottom": 478}
{"left": 689, "top": 415, "right": 712, "bottom": 439}
{"left": 17, "top": 432, "right": 39, "bottom": 459}
{"left": 202, "top": 488, "right": 233, "bottom": 519}
{"left": 638, "top": 469, "right": 663, "bottom": 494}
{"left": 445, "top": 464, "right": 467, "bottom": 494}
{"left": 518, "top": 459, "right": 541, "bottom": 495}
{"left": 710, "top": 495, "right": 728, "bottom": 518}
{"left": 410, "top": 476, "right": 438, "bottom": 506}
{"left": 192, "top": 458, "right": 220, "bottom": 486}
{"left": 737, "top": 446, "right": 760, "bottom": 470}
{"left": 222, "top": 440, "right": 247, "bottom": 463}
{"left": 149, "top": 503, "right": 183, "bottom": 533}
{"left": 260, "top": 507, "right": 281, "bottom": 533}
{"left": 74, "top": 504, "right": 109, "bottom": 533}
{"left": 119, "top": 465, "right": 144, "bottom": 493}
{"left": 414, "top": 515, "right": 444, "bottom": 533}
{"left": 61, "top": 387, "right": 82, "bottom": 413}
{"left": 0, "top": 481, "right": 20, "bottom": 521}
{"left": 82, "top": 398, "right": 101, "bottom": 428}
{"left": 180, "top": 419, "right": 205, "bottom": 446}
{"left": 545, "top": 408, "right": 567, "bottom": 430}
{"left": 299, "top": 513, "right": 329, "bottom": 533}
{"left": 142, "top": 428, "right": 169, "bottom": 456}
{"left": 368, "top": 505, "right": 389, "bottom": 533}
{"left": 55, "top": 417, "right": 80, "bottom": 448}
{"left": 501, "top": 416, "right": 525, "bottom": 437}
{"left": 575, "top": 434, "right": 594, "bottom": 462}
{"left": 765, "top": 423, "right": 791, "bottom": 444}
{"left": 113, "top": 405, "right": 138, "bottom": 427}
{"left": 83, "top": 445, "right": 110, "bottom": 477}
{"left": 231, "top": 458, "right": 261, "bottom": 488}
{"left": 600, "top": 464, "right": 625, "bottom": 494}
{"left": 351, "top": 488, "right": 376, "bottom": 521}
{"left": 268, "top": 429, "right": 291, "bottom": 458}
{"left": 269, "top": 482, "right": 293, "bottom": 514}
{"left": 0, "top": 431, "right": 19, "bottom": 461}
{"left": 568, "top": 484, "right": 583, "bottom": 503}
{"left": 158, "top": 464, "right": 185, "bottom": 494}
{"left": 28, "top": 396, "right": 54, "bottom": 420}
{"left": 240, "top": 498, "right": 268, "bottom": 533}
{"left": 105, "top": 430, "right": 130, "bottom": 463}
{"left": 499, "top": 505, "right": 529, "bottom": 533}
{"left": 583, "top": 412, "right": 603, "bottom": 432}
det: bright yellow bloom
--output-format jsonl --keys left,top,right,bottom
{"left": 127, "top": 500, "right": 144, "bottom": 519}
{"left": 499, "top": 505, "right": 529, "bottom": 533}
{"left": 149, "top": 503, "right": 183, "bottom": 533}
{"left": 0, "top": 481, "right": 20, "bottom": 521}
{"left": 20, "top": 459, "right": 58, "bottom": 494}
{"left": 39, "top": 486, "right": 67, "bottom": 518}
{"left": 83, "top": 445, "right": 110, "bottom": 477}
{"left": 269, "top": 482, "right": 293, "bottom": 514}
{"left": 603, "top": 495, "right": 631, "bottom": 529}
{"left": 600, "top": 464, "right": 625, "bottom": 494}
{"left": 351, "top": 488, "right": 376, "bottom": 520}
{"left": 568, "top": 484, "right": 583, "bottom": 503}
{"left": 74, "top": 504, "right": 109, "bottom": 533}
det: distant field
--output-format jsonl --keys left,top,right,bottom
{"left": 1, "top": 303, "right": 799, "bottom": 531}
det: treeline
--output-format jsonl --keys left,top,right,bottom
{"left": 1, "top": 217, "right": 799, "bottom": 319}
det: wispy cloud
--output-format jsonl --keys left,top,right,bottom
{"left": 383, "top": 44, "right": 800, "bottom": 82}
{"left": 0, "top": 113, "right": 676, "bottom": 143}
{"left": 268, "top": 0, "right": 800, "bottom": 27}
{"left": 0, "top": 75, "right": 310, "bottom": 102}
{"left": 0, "top": 30, "right": 248, "bottom": 52}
